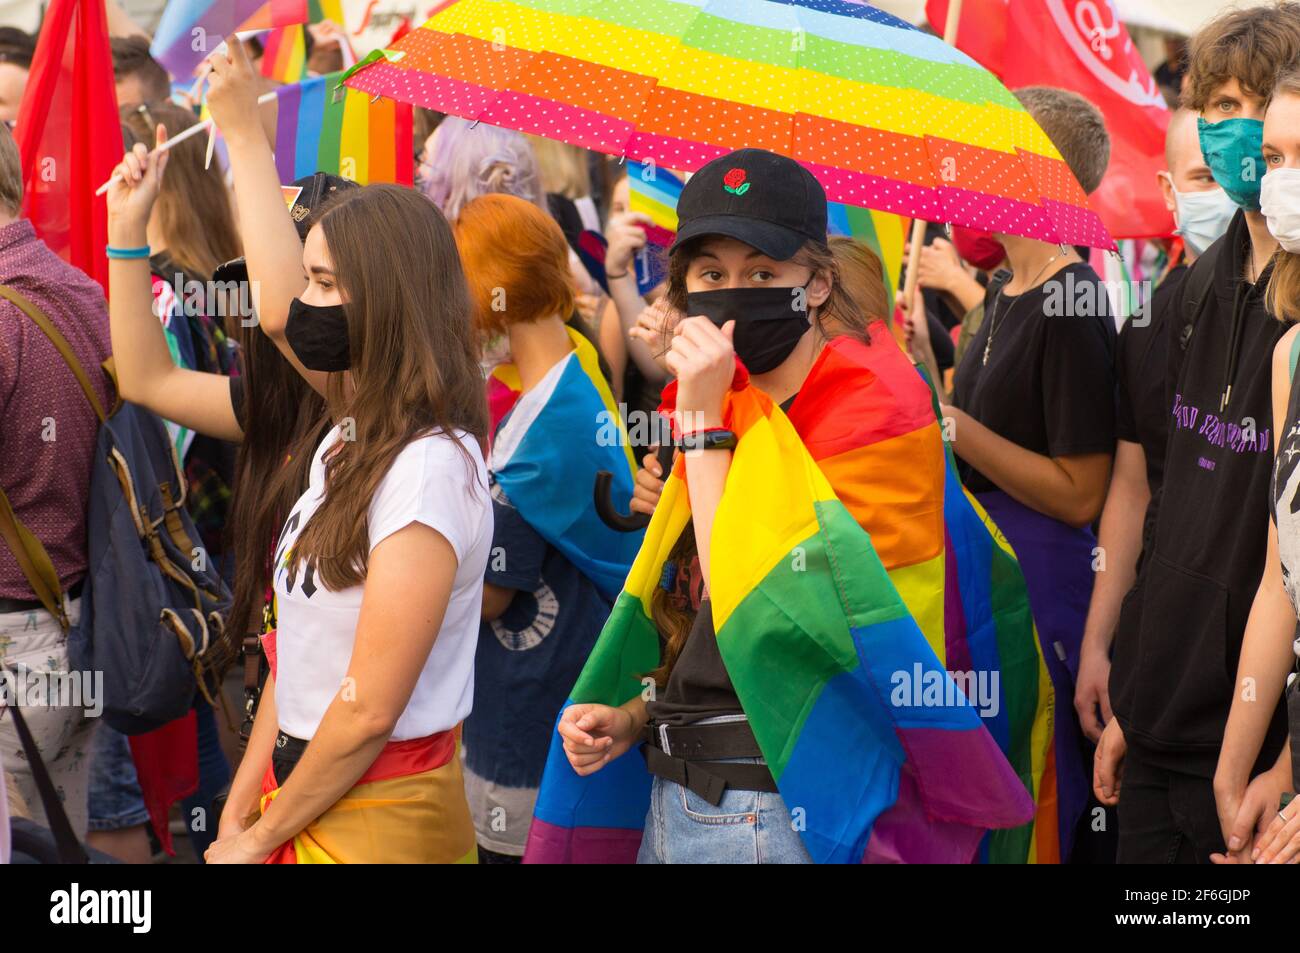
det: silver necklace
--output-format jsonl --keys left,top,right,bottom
{"left": 982, "top": 253, "right": 1063, "bottom": 367}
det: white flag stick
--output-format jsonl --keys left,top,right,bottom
{"left": 96, "top": 90, "right": 277, "bottom": 196}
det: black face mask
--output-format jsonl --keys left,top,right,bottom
{"left": 685, "top": 286, "right": 811, "bottom": 374}
{"left": 285, "top": 298, "right": 351, "bottom": 372}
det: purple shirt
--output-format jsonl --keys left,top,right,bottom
{"left": 0, "top": 219, "right": 113, "bottom": 599}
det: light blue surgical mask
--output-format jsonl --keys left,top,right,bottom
{"left": 1198, "top": 117, "right": 1266, "bottom": 211}
{"left": 1162, "top": 174, "right": 1238, "bottom": 255}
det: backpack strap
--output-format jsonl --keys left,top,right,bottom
{"left": 0, "top": 491, "right": 68, "bottom": 629}
{"left": 0, "top": 283, "right": 112, "bottom": 630}
{"left": 1178, "top": 242, "right": 1223, "bottom": 352}
{"left": 0, "top": 704, "right": 88, "bottom": 863}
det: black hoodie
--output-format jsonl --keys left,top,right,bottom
{"left": 1110, "top": 211, "right": 1289, "bottom": 777}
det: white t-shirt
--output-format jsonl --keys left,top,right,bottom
{"left": 272, "top": 425, "right": 492, "bottom": 741}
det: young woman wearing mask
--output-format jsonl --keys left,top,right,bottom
{"left": 159, "top": 37, "right": 495, "bottom": 864}
{"left": 545, "top": 149, "right": 1029, "bottom": 863}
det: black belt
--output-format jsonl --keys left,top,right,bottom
{"left": 272, "top": 730, "right": 309, "bottom": 786}
{"left": 0, "top": 579, "right": 83, "bottom": 616}
{"left": 642, "top": 721, "right": 777, "bottom": 806}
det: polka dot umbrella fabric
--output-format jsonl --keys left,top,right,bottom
{"left": 342, "top": 0, "right": 1115, "bottom": 249}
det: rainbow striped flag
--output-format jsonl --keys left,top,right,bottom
{"left": 152, "top": 0, "right": 308, "bottom": 79}
{"left": 261, "top": 0, "right": 350, "bottom": 83}
{"left": 826, "top": 203, "right": 907, "bottom": 298}
{"left": 626, "top": 160, "right": 682, "bottom": 295}
{"left": 273, "top": 72, "right": 414, "bottom": 186}
{"left": 524, "top": 335, "right": 1036, "bottom": 864}
{"left": 487, "top": 328, "right": 641, "bottom": 600}
{"left": 260, "top": 24, "right": 308, "bottom": 84}
{"left": 308, "top": 0, "right": 345, "bottom": 23}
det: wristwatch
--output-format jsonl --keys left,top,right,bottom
{"left": 679, "top": 427, "right": 738, "bottom": 452}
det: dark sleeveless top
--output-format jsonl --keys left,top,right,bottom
{"left": 1268, "top": 331, "right": 1300, "bottom": 790}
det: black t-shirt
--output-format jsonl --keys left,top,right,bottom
{"left": 928, "top": 310, "right": 955, "bottom": 372}
{"left": 1110, "top": 211, "right": 1288, "bottom": 773}
{"left": 951, "top": 262, "right": 1117, "bottom": 494}
{"left": 1115, "top": 263, "right": 1187, "bottom": 497}
{"left": 645, "top": 597, "right": 741, "bottom": 727}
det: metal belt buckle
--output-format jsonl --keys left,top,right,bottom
{"left": 658, "top": 722, "right": 672, "bottom": 758}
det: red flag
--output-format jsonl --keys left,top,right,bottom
{"left": 14, "top": 0, "right": 122, "bottom": 294}
{"left": 128, "top": 711, "right": 200, "bottom": 857}
{"left": 928, "top": 0, "right": 1173, "bottom": 240}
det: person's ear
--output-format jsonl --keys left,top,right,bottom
{"left": 1157, "top": 170, "right": 1177, "bottom": 220}
{"left": 805, "top": 267, "right": 832, "bottom": 310}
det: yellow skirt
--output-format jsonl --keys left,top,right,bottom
{"left": 258, "top": 730, "right": 477, "bottom": 864}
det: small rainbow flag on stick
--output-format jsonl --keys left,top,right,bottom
{"left": 260, "top": 24, "right": 308, "bottom": 83}
{"left": 152, "top": 0, "right": 308, "bottom": 79}
{"left": 273, "top": 73, "right": 414, "bottom": 186}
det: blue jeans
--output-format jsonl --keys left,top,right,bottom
{"left": 636, "top": 756, "right": 813, "bottom": 864}
{"left": 87, "top": 724, "right": 150, "bottom": 832}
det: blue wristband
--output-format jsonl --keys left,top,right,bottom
{"left": 105, "top": 244, "right": 151, "bottom": 260}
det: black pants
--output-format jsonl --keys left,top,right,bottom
{"left": 1116, "top": 746, "right": 1223, "bottom": 863}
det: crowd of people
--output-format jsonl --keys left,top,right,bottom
{"left": 5, "top": 2, "right": 1300, "bottom": 865}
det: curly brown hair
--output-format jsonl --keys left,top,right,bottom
{"left": 1184, "top": 2, "right": 1300, "bottom": 113}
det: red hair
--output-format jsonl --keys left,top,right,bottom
{"left": 453, "top": 193, "right": 576, "bottom": 336}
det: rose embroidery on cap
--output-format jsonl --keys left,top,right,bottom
{"left": 723, "top": 168, "right": 750, "bottom": 195}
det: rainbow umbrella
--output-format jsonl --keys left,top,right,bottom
{"left": 341, "top": 0, "right": 1114, "bottom": 249}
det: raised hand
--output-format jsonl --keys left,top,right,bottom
{"left": 105, "top": 125, "right": 169, "bottom": 230}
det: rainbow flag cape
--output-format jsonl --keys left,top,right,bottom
{"left": 152, "top": 0, "right": 308, "bottom": 80}
{"left": 273, "top": 72, "right": 414, "bottom": 186}
{"left": 487, "top": 328, "right": 641, "bottom": 600}
{"left": 524, "top": 336, "right": 1035, "bottom": 864}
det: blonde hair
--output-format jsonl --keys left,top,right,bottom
{"left": 1266, "top": 66, "right": 1300, "bottom": 323}
{"left": 527, "top": 135, "right": 591, "bottom": 199}
{"left": 828, "top": 236, "right": 891, "bottom": 331}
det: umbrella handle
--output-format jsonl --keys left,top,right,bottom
{"left": 593, "top": 444, "right": 675, "bottom": 532}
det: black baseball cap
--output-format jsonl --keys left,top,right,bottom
{"left": 669, "top": 148, "right": 827, "bottom": 261}
{"left": 212, "top": 172, "right": 359, "bottom": 284}
{"left": 287, "top": 171, "right": 358, "bottom": 240}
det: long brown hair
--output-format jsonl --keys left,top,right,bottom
{"left": 290, "top": 184, "right": 488, "bottom": 591}
{"left": 648, "top": 526, "right": 699, "bottom": 688}
{"left": 227, "top": 328, "right": 327, "bottom": 639}
{"left": 121, "top": 103, "right": 241, "bottom": 280}
{"left": 1267, "top": 66, "right": 1300, "bottom": 323}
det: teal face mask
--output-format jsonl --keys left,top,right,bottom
{"left": 1198, "top": 117, "right": 1265, "bottom": 211}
